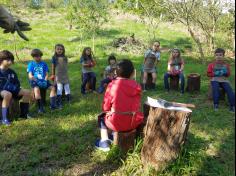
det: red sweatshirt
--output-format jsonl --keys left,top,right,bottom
{"left": 102, "top": 77, "right": 144, "bottom": 132}
{"left": 207, "top": 61, "right": 231, "bottom": 78}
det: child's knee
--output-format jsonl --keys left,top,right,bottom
{"left": 34, "top": 88, "right": 41, "bottom": 98}
{"left": 2, "top": 91, "right": 12, "bottom": 100}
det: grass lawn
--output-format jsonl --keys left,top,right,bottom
{"left": 0, "top": 9, "right": 235, "bottom": 176}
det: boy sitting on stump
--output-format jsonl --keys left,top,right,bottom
{"left": 0, "top": 50, "right": 32, "bottom": 125}
{"left": 207, "top": 48, "right": 235, "bottom": 112}
{"left": 96, "top": 59, "right": 144, "bottom": 152}
{"left": 27, "top": 49, "right": 57, "bottom": 113}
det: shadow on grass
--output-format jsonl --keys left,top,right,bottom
{"left": 0, "top": 114, "right": 124, "bottom": 175}
{"left": 196, "top": 131, "right": 235, "bottom": 176}
{"left": 159, "top": 132, "right": 209, "bottom": 175}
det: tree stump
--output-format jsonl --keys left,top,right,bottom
{"left": 141, "top": 106, "right": 191, "bottom": 171}
{"left": 0, "top": 99, "right": 20, "bottom": 122}
{"left": 113, "top": 129, "right": 137, "bottom": 152}
{"left": 208, "top": 84, "right": 225, "bottom": 101}
{"left": 170, "top": 75, "right": 179, "bottom": 90}
{"left": 140, "top": 71, "right": 153, "bottom": 90}
{"left": 186, "top": 73, "right": 201, "bottom": 92}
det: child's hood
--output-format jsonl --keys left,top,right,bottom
{"left": 115, "top": 78, "right": 141, "bottom": 97}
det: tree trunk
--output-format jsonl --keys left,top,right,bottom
{"left": 141, "top": 106, "right": 191, "bottom": 171}
{"left": 92, "top": 32, "right": 95, "bottom": 53}
{"left": 232, "top": 32, "right": 235, "bottom": 51}
{"left": 188, "top": 27, "right": 205, "bottom": 64}
{"left": 135, "top": 0, "right": 139, "bottom": 9}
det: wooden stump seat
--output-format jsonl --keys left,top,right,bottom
{"left": 186, "top": 73, "right": 201, "bottom": 92}
{"left": 170, "top": 75, "right": 179, "bottom": 90}
{"left": 113, "top": 129, "right": 137, "bottom": 152}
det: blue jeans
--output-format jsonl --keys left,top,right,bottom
{"left": 211, "top": 81, "right": 235, "bottom": 106}
{"left": 81, "top": 72, "right": 96, "bottom": 94}
{"left": 164, "top": 73, "right": 185, "bottom": 92}
{"left": 97, "top": 78, "right": 112, "bottom": 94}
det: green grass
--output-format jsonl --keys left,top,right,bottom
{"left": 0, "top": 9, "right": 235, "bottom": 176}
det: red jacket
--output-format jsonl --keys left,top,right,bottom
{"left": 207, "top": 61, "right": 231, "bottom": 78}
{"left": 102, "top": 77, "right": 144, "bottom": 132}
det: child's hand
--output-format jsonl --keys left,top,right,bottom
{"left": 30, "top": 77, "right": 36, "bottom": 81}
{"left": 50, "top": 75, "right": 55, "bottom": 81}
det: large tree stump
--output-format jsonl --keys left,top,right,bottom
{"left": 141, "top": 106, "right": 191, "bottom": 171}
{"left": 170, "top": 75, "right": 179, "bottom": 90}
{"left": 186, "top": 73, "right": 201, "bottom": 92}
{"left": 0, "top": 99, "right": 20, "bottom": 122}
{"left": 140, "top": 71, "right": 153, "bottom": 90}
{"left": 113, "top": 129, "right": 137, "bottom": 152}
{"left": 208, "top": 84, "right": 225, "bottom": 101}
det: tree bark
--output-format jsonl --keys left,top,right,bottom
{"left": 141, "top": 106, "right": 191, "bottom": 171}
{"left": 186, "top": 73, "right": 201, "bottom": 92}
{"left": 188, "top": 27, "right": 205, "bottom": 64}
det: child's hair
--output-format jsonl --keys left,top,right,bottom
{"left": 169, "top": 48, "right": 181, "bottom": 61}
{"left": 116, "top": 59, "right": 134, "bottom": 79}
{"left": 81, "top": 47, "right": 93, "bottom": 61}
{"left": 153, "top": 41, "right": 160, "bottom": 46}
{"left": 0, "top": 50, "right": 14, "bottom": 64}
{"left": 150, "top": 41, "right": 161, "bottom": 50}
{"left": 215, "top": 48, "right": 225, "bottom": 56}
{"left": 31, "top": 49, "right": 43, "bottom": 57}
{"left": 108, "top": 54, "right": 116, "bottom": 64}
{"left": 54, "top": 44, "right": 65, "bottom": 57}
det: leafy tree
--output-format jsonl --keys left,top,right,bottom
{"left": 135, "top": 0, "right": 165, "bottom": 40}
{"left": 218, "top": 7, "right": 235, "bottom": 50}
{"left": 66, "top": 0, "right": 109, "bottom": 51}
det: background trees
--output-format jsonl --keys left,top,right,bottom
{"left": 1, "top": 0, "right": 234, "bottom": 58}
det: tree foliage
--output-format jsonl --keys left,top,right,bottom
{"left": 65, "top": 0, "right": 109, "bottom": 51}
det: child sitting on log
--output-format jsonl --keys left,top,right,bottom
{"left": 164, "top": 48, "right": 185, "bottom": 94}
{"left": 0, "top": 50, "right": 32, "bottom": 125}
{"left": 27, "top": 49, "right": 57, "bottom": 113}
{"left": 51, "top": 44, "right": 71, "bottom": 108}
{"left": 95, "top": 59, "right": 144, "bottom": 152}
{"left": 80, "top": 47, "right": 96, "bottom": 94}
{"left": 207, "top": 48, "right": 235, "bottom": 112}
{"left": 142, "top": 41, "right": 161, "bottom": 91}
{"left": 97, "top": 54, "right": 117, "bottom": 94}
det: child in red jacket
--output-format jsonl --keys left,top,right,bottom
{"left": 95, "top": 59, "right": 144, "bottom": 152}
{"left": 207, "top": 48, "right": 235, "bottom": 112}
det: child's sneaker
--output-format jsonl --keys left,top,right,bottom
{"left": 213, "top": 104, "right": 219, "bottom": 111}
{"left": 38, "top": 108, "right": 45, "bottom": 114}
{"left": 2, "top": 119, "right": 11, "bottom": 126}
{"left": 26, "top": 114, "right": 33, "bottom": 119}
{"left": 95, "top": 139, "right": 111, "bottom": 152}
{"left": 229, "top": 106, "right": 235, "bottom": 113}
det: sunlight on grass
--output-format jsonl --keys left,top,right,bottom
{"left": 0, "top": 8, "right": 235, "bottom": 176}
